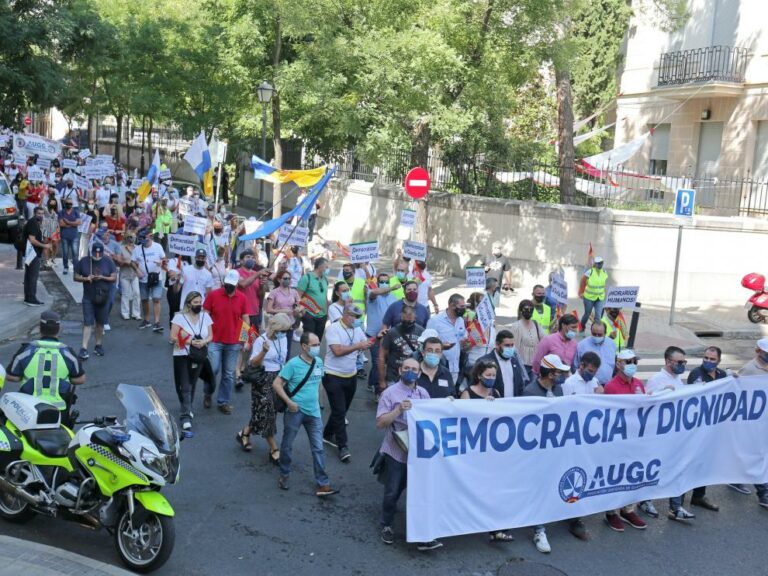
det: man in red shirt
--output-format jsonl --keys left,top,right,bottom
{"left": 204, "top": 269, "right": 250, "bottom": 414}
{"left": 234, "top": 248, "right": 270, "bottom": 390}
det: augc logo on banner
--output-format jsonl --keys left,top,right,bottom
{"left": 558, "top": 459, "right": 661, "bottom": 503}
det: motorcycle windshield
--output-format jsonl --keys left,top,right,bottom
{"left": 116, "top": 384, "right": 178, "bottom": 454}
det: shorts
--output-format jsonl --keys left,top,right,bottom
{"left": 139, "top": 282, "right": 164, "bottom": 301}
{"left": 82, "top": 298, "right": 109, "bottom": 327}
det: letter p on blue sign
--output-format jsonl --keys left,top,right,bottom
{"left": 674, "top": 188, "right": 695, "bottom": 217}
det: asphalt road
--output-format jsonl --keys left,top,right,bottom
{"left": 0, "top": 295, "right": 764, "bottom": 576}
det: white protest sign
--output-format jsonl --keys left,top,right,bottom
{"left": 183, "top": 215, "right": 207, "bottom": 236}
{"left": 90, "top": 157, "right": 106, "bottom": 165}
{"left": 36, "top": 158, "right": 51, "bottom": 169}
{"left": 26, "top": 167, "right": 45, "bottom": 181}
{"left": 168, "top": 233, "right": 197, "bottom": 257}
{"left": 13, "top": 133, "right": 62, "bottom": 159}
{"left": 77, "top": 213, "right": 92, "bottom": 234}
{"left": 465, "top": 266, "right": 486, "bottom": 289}
{"left": 475, "top": 294, "right": 495, "bottom": 332}
{"left": 96, "top": 154, "right": 113, "bottom": 162}
{"left": 78, "top": 148, "right": 91, "bottom": 159}
{"left": 243, "top": 219, "right": 260, "bottom": 235}
{"left": 606, "top": 286, "right": 640, "bottom": 309}
{"left": 406, "top": 376, "right": 768, "bottom": 542}
{"left": 158, "top": 168, "right": 172, "bottom": 181}
{"left": 61, "top": 159, "right": 77, "bottom": 170}
{"left": 277, "top": 225, "right": 309, "bottom": 247}
{"left": 75, "top": 176, "right": 90, "bottom": 191}
{"left": 100, "top": 166, "right": 115, "bottom": 179}
{"left": 551, "top": 273, "right": 568, "bottom": 306}
{"left": 13, "top": 154, "right": 27, "bottom": 165}
{"left": 130, "top": 179, "right": 142, "bottom": 191}
{"left": 402, "top": 240, "right": 427, "bottom": 261}
{"left": 0, "top": 136, "right": 8, "bottom": 147}
{"left": 400, "top": 208, "right": 416, "bottom": 228}
{"left": 178, "top": 198, "right": 193, "bottom": 217}
{"left": 84, "top": 166, "right": 102, "bottom": 180}
{"left": 24, "top": 241, "right": 37, "bottom": 266}
{"left": 350, "top": 241, "right": 379, "bottom": 264}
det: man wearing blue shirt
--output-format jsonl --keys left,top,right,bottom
{"left": 573, "top": 321, "right": 616, "bottom": 385}
{"left": 382, "top": 281, "right": 430, "bottom": 329}
{"left": 366, "top": 272, "right": 397, "bottom": 393}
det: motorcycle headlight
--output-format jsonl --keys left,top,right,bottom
{"left": 140, "top": 447, "right": 169, "bottom": 479}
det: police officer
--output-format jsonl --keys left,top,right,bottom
{"left": 5, "top": 311, "right": 85, "bottom": 425}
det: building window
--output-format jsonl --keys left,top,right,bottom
{"left": 647, "top": 189, "right": 665, "bottom": 200}
{"left": 648, "top": 124, "right": 670, "bottom": 176}
{"left": 649, "top": 159, "right": 668, "bottom": 176}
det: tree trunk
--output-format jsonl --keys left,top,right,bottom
{"left": 140, "top": 116, "right": 146, "bottom": 175}
{"left": 556, "top": 67, "right": 576, "bottom": 204}
{"left": 114, "top": 113, "right": 123, "bottom": 164}
{"left": 410, "top": 119, "right": 431, "bottom": 245}
{"left": 125, "top": 117, "right": 131, "bottom": 171}
{"left": 148, "top": 116, "right": 153, "bottom": 160}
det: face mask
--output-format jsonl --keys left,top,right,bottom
{"left": 521, "top": 309, "right": 533, "bottom": 320}
{"left": 591, "top": 336, "right": 605, "bottom": 345}
{"left": 396, "top": 271, "right": 406, "bottom": 281}
{"left": 553, "top": 373, "right": 567, "bottom": 385}
{"left": 195, "top": 259, "right": 206, "bottom": 268}
{"left": 500, "top": 346, "right": 515, "bottom": 360}
{"left": 243, "top": 259, "right": 256, "bottom": 270}
{"left": 308, "top": 345, "right": 321, "bottom": 358}
{"left": 64, "top": 204, "right": 72, "bottom": 209}
{"left": 493, "top": 251, "right": 502, "bottom": 258}
{"left": 224, "top": 284, "right": 236, "bottom": 295}
{"left": 400, "top": 320, "right": 415, "bottom": 330}
{"left": 533, "top": 295, "right": 544, "bottom": 303}
{"left": 280, "top": 278, "right": 291, "bottom": 286}
{"left": 143, "top": 239, "right": 151, "bottom": 247}
{"left": 481, "top": 377, "right": 496, "bottom": 389}
{"left": 581, "top": 370, "right": 595, "bottom": 382}
{"left": 760, "top": 352, "right": 768, "bottom": 364}
{"left": 424, "top": 353, "right": 440, "bottom": 368}
{"left": 405, "top": 291, "right": 418, "bottom": 303}
{"left": 343, "top": 270, "right": 353, "bottom": 280}
{"left": 353, "top": 318, "right": 363, "bottom": 329}
{"left": 190, "top": 305, "right": 202, "bottom": 314}
{"left": 622, "top": 364, "right": 638, "bottom": 378}
{"left": 595, "top": 263, "right": 603, "bottom": 269}
{"left": 401, "top": 370, "right": 418, "bottom": 385}
{"left": 35, "top": 215, "right": 43, "bottom": 222}
{"left": 323, "top": 269, "right": 329, "bottom": 277}
{"left": 565, "top": 330, "right": 576, "bottom": 340}
{"left": 378, "top": 280, "right": 389, "bottom": 287}
{"left": 454, "top": 307, "right": 466, "bottom": 317}
{"left": 701, "top": 360, "right": 718, "bottom": 371}
{"left": 671, "top": 362, "right": 686, "bottom": 375}
{"left": 92, "top": 254, "right": 102, "bottom": 261}
{"left": 340, "top": 292, "right": 350, "bottom": 301}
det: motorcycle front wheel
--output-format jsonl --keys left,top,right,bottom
{"left": 115, "top": 507, "right": 175, "bottom": 573}
{"left": 0, "top": 489, "right": 34, "bottom": 523}
{"left": 748, "top": 306, "right": 765, "bottom": 324}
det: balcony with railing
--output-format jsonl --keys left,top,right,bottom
{"left": 657, "top": 45, "right": 748, "bottom": 87}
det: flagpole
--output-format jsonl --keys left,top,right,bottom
{"left": 214, "top": 161, "right": 223, "bottom": 210}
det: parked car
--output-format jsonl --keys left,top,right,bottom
{"left": 0, "top": 172, "right": 21, "bottom": 238}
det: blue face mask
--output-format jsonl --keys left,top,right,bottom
{"left": 553, "top": 373, "right": 567, "bottom": 385}
{"left": 501, "top": 347, "right": 515, "bottom": 359}
{"left": 378, "top": 281, "right": 388, "bottom": 287}
{"left": 565, "top": 330, "right": 576, "bottom": 340}
{"left": 760, "top": 352, "right": 768, "bottom": 364}
{"left": 353, "top": 318, "right": 362, "bottom": 329}
{"left": 396, "top": 271, "right": 406, "bottom": 281}
{"left": 581, "top": 370, "right": 595, "bottom": 382}
{"left": 401, "top": 370, "right": 418, "bottom": 385}
{"left": 308, "top": 345, "right": 321, "bottom": 358}
{"left": 671, "top": 362, "right": 686, "bottom": 375}
{"left": 340, "top": 292, "right": 350, "bottom": 301}
{"left": 423, "top": 353, "right": 440, "bottom": 368}
{"left": 702, "top": 360, "right": 718, "bottom": 371}
{"left": 481, "top": 377, "right": 496, "bottom": 389}
{"left": 591, "top": 336, "right": 605, "bottom": 345}
{"left": 595, "top": 263, "right": 603, "bottom": 270}
{"left": 622, "top": 364, "right": 638, "bottom": 378}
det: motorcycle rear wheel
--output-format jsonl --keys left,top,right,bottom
{"left": 748, "top": 306, "right": 765, "bottom": 324}
{"left": 115, "top": 508, "right": 175, "bottom": 573}
{"left": 0, "top": 490, "right": 34, "bottom": 523}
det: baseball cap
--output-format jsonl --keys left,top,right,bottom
{"left": 91, "top": 244, "right": 103, "bottom": 256}
{"left": 541, "top": 354, "right": 569, "bottom": 371}
{"left": 224, "top": 269, "right": 240, "bottom": 286}
{"left": 757, "top": 338, "right": 768, "bottom": 353}
{"left": 240, "top": 249, "right": 254, "bottom": 257}
{"left": 418, "top": 328, "right": 439, "bottom": 344}
{"left": 195, "top": 248, "right": 207, "bottom": 258}
{"left": 343, "top": 304, "right": 364, "bottom": 317}
{"left": 594, "top": 256, "right": 604, "bottom": 264}
{"left": 40, "top": 310, "right": 60, "bottom": 326}
{"left": 617, "top": 349, "right": 638, "bottom": 360}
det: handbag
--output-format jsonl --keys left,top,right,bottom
{"left": 141, "top": 245, "right": 160, "bottom": 287}
{"left": 393, "top": 429, "right": 409, "bottom": 453}
{"left": 275, "top": 358, "right": 315, "bottom": 413}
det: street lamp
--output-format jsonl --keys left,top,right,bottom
{"left": 256, "top": 80, "right": 274, "bottom": 204}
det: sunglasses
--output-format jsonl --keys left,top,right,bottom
{"left": 672, "top": 360, "right": 688, "bottom": 366}
{"left": 703, "top": 357, "right": 719, "bottom": 362}
{"left": 622, "top": 359, "right": 638, "bottom": 365}
{"left": 521, "top": 307, "right": 533, "bottom": 313}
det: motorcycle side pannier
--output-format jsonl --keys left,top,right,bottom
{"left": 742, "top": 273, "right": 765, "bottom": 292}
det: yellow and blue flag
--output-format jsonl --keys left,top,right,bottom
{"left": 184, "top": 131, "right": 213, "bottom": 196}
{"left": 136, "top": 149, "right": 160, "bottom": 202}
{"left": 251, "top": 154, "right": 325, "bottom": 188}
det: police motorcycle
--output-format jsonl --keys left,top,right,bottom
{"left": 0, "top": 381, "right": 179, "bottom": 573}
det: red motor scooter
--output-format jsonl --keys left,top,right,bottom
{"left": 741, "top": 273, "right": 768, "bottom": 323}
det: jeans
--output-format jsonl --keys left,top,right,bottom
{"left": 669, "top": 486, "right": 709, "bottom": 510}
{"left": 322, "top": 373, "right": 357, "bottom": 449}
{"left": 301, "top": 314, "right": 328, "bottom": 342}
{"left": 120, "top": 276, "right": 141, "bottom": 318}
{"left": 367, "top": 339, "right": 380, "bottom": 390}
{"left": 381, "top": 454, "right": 407, "bottom": 527}
{"left": 580, "top": 298, "right": 604, "bottom": 330}
{"left": 24, "top": 255, "right": 41, "bottom": 302}
{"left": 61, "top": 237, "right": 77, "bottom": 270}
{"left": 279, "top": 410, "right": 329, "bottom": 486}
{"left": 173, "top": 355, "right": 203, "bottom": 424}
{"left": 208, "top": 342, "right": 242, "bottom": 406}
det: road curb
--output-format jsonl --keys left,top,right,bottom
{"left": 0, "top": 535, "right": 134, "bottom": 575}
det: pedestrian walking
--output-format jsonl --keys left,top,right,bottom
{"left": 23, "top": 206, "right": 48, "bottom": 306}
{"left": 510, "top": 299, "right": 544, "bottom": 381}
{"left": 74, "top": 243, "right": 117, "bottom": 360}
{"left": 133, "top": 232, "right": 166, "bottom": 332}
{"left": 116, "top": 234, "right": 141, "bottom": 320}
{"left": 297, "top": 257, "right": 329, "bottom": 340}
{"left": 426, "top": 294, "right": 469, "bottom": 383}
{"left": 58, "top": 199, "right": 80, "bottom": 276}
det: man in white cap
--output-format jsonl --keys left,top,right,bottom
{"left": 481, "top": 241, "right": 514, "bottom": 293}
{"left": 578, "top": 256, "right": 608, "bottom": 333}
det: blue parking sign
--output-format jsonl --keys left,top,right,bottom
{"left": 674, "top": 188, "right": 695, "bottom": 217}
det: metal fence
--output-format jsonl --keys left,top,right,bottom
{"left": 657, "top": 45, "right": 748, "bottom": 87}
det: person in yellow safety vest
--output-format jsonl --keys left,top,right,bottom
{"left": 579, "top": 256, "right": 608, "bottom": 333}
{"left": 389, "top": 260, "right": 409, "bottom": 301}
{"left": 531, "top": 285, "right": 553, "bottom": 335}
{"left": 5, "top": 311, "right": 85, "bottom": 426}
{"left": 602, "top": 308, "right": 627, "bottom": 351}
{"left": 341, "top": 263, "right": 368, "bottom": 319}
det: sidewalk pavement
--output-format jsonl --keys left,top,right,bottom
{"left": 0, "top": 244, "right": 51, "bottom": 343}
{"left": 0, "top": 535, "right": 133, "bottom": 576}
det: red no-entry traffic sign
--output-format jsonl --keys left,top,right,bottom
{"left": 404, "top": 167, "right": 431, "bottom": 199}
{"left": 23, "top": 116, "right": 31, "bottom": 127}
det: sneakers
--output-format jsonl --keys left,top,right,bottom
{"left": 94, "top": 345, "right": 105, "bottom": 357}
{"left": 235, "top": 378, "right": 245, "bottom": 391}
{"left": 620, "top": 509, "right": 647, "bottom": 530}
{"left": 668, "top": 507, "right": 695, "bottom": 521}
{"left": 316, "top": 485, "right": 339, "bottom": 497}
{"left": 217, "top": 403, "right": 232, "bottom": 415}
{"left": 381, "top": 526, "right": 394, "bottom": 545}
{"left": 323, "top": 436, "right": 338, "bottom": 449}
{"left": 604, "top": 513, "right": 625, "bottom": 532}
{"left": 638, "top": 500, "right": 659, "bottom": 518}
{"left": 690, "top": 496, "right": 720, "bottom": 511}
{"left": 728, "top": 483, "right": 752, "bottom": 495}
{"left": 103, "top": 323, "right": 111, "bottom": 332}
{"left": 203, "top": 395, "right": 212, "bottom": 409}
{"left": 152, "top": 323, "right": 164, "bottom": 333}
{"left": 23, "top": 300, "right": 44, "bottom": 307}
{"left": 533, "top": 527, "right": 551, "bottom": 553}
{"left": 416, "top": 540, "right": 443, "bottom": 551}
{"left": 62, "top": 269, "right": 68, "bottom": 275}
{"left": 758, "top": 494, "right": 768, "bottom": 509}
{"left": 181, "top": 421, "right": 194, "bottom": 439}
{"left": 278, "top": 475, "right": 289, "bottom": 490}
{"left": 138, "top": 320, "right": 151, "bottom": 330}
{"left": 78, "top": 348, "right": 89, "bottom": 360}
{"left": 568, "top": 518, "right": 590, "bottom": 541}
{"left": 121, "top": 315, "right": 130, "bottom": 321}
{"left": 339, "top": 447, "right": 351, "bottom": 463}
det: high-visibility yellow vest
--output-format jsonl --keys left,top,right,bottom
{"left": 389, "top": 276, "right": 405, "bottom": 301}
{"left": 349, "top": 277, "right": 367, "bottom": 317}
{"left": 531, "top": 303, "right": 552, "bottom": 335}
{"left": 23, "top": 340, "right": 69, "bottom": 410}
{"left": 584, "top": 268, "right": 607, "bottom": 301}
{"left": 602, "top": 316, "right": 625, "bottom": 351}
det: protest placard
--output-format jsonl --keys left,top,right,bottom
{"left": 183, "top": 215, "right": 207, "bottom": 236}
{"left": 465, "top": 266, "right": 486, "bottom": 289}
{"left": 96, "top": 154, "right": 112, "bottom": 162}
{"left": 350, "top": 241, "right": 379, "bottom": 264}
{"left": 551, "top": 273, "right": 568, "bottom": 305}
{"left": 77, "top": 214, "right": 92, "bottom": 234}
{"left": 277, "top": 225, "right": 309, "bottom": 247}
{"left": 606, "top": 286, "right": 640, "bottom": 308}
{"left": 158, "top": 168, "right": 172, "bottom": 181}
{"left": 78, "top": 148, "right": 91, "bottom": 159}
{"left": 26, "top": 167, "right": 45, "bottom": 181}
{"left": 130, "top": 179, "right": 143, "bottom": 191}
{"left": 13, "top": 154, "right": 27, "bottom": 165}
{"left": 243, "top": 219, "right": 260, "bottom": 235}
{"left": 36, "top": 158, "right": 51, "bottom": 169}
{"left": 168, "top": 233, "right": 197, "bottom": 257}
{"left": 84, "top": 166, "right": 102, "bottom": 180}
{"left": 178, "top": 198, "right": 193, "bottom": 217}
{"left": 475, "top": 294, "right": 495, "bottom": 332}
{"left": 100, "top": 166, "right": 115, "bottom": 179}
{"left": 75, "top": 176, "right": 90, "bottom": 191}
{"left": 400, "top": 208, "right": 416, "bottom": 228}
{"left": 402, "top": 240, "right": 427, "bottom": 261}
{"left": 61, "top": 159, "right": 77, "bottom": 170}
{"left": 24, "top": 241, "right": 36, "bottom": 266}
{"left": 13, "top": 133, "right": 61, "bottom": 159}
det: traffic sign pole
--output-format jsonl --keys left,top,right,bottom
{"left": 669, "top": 224, "right": 683, "bottom": 326}
{"left": 669, "top": 188, "right": 694, "bottom": 326}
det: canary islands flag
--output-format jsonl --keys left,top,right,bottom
{"left": 137, "top": 149, "right": 160, "bottom": 202}
{"left": 251, "top": 154, "right": 325, "bottom": 188}
{"left": 184, "top": 131, "right": 213, "bottom": 197}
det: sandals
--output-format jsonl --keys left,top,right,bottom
{"left": 270, "top": 449, "right": 280, "bottom": 465}
{"left": 489, "top": 531, "right": 514, "bottom": 542}
{"left": 236, "top": 429, "right": 252, "bottom": 452}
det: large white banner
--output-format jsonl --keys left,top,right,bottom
{"left": 13, "top": 133, "right": 62, "bottom": 160}
{"left": 406, "top": 376, "right": 768, "bottom": 542}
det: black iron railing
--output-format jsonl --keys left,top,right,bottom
{"left": 657, "top": 45, "right": 748, "bottom": 87}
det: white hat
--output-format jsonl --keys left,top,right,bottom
{"left": 617, "top": 349, "right": 637, "bottom": 360}
{"left": 757, "top": 338, "right": 768, "bottom": 353}
{"left": 541, "top": 354, "right": 569, "bottom": 371}
{"left": 418, "top": 328, "right": 440, "bottom": 344}
{"left": 594, "top": 256, "right": 604, "bottom": 264}
{"left": 224, "top": 269, "right": 240, "bottom": 286}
